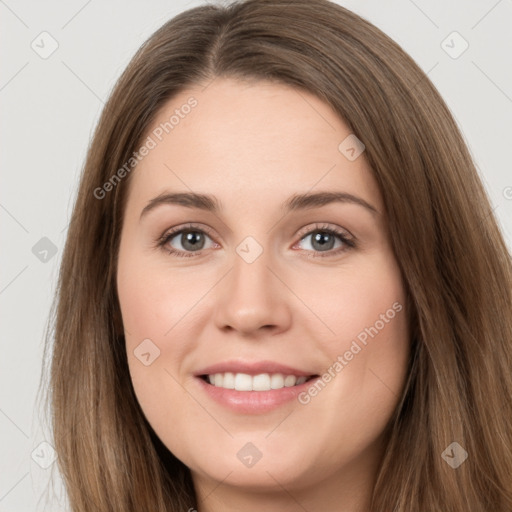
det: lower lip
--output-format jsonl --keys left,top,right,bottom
{"left": 195, "top": 376, "right": 320, "bottom": 414}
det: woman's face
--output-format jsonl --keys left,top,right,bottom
{"left": 117, "top": 78, "right": 410, "bottom": 506}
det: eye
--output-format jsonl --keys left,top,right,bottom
{"left": 156, "top": 222, "right": 355, "bottom": 258}
{"left": 156, "top": 224, "right": 218, "bottom": 258}
{"left": 294, "top": 223, "right": 355, "bottom": 258}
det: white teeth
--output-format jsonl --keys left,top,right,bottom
{"left": 214, "top": 373, "right": 223, "bottom": 387}
{"left": 205, "top": 372, "right": 311, "bottom": 391}
{"left": 252, "top": 373, "right": 271, "bottom": 391}
{"left": 284, "top": 375, "right": 297, "bottom": 387}
{"left": 270, "top": 374, "right": 284, "bottom": 389}
{"left": 234, "top": 373, "right": 253, "bottom": 391}
{"left": 223, "top": 372, "right": 235, "bottom": 389}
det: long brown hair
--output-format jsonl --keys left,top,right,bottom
{"left": 39, "top": 0, "right": 512, "bottom": 510}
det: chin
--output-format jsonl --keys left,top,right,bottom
{"left": 191, "top": 456, "right": 313, "bottom": 491}
{"left": 180, "top": 437, "right": 320, "bottom": 491}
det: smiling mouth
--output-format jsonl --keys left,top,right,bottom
{"left": 199, "top": 372, "right": 319, "bottom": 391}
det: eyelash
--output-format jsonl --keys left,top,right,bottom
{"left": 155, "top": 222, "right": 356, "bottom": 259}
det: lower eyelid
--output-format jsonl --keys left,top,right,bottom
{"left": 159, "top": 226, "right": 354, "bottom": 257}
{"left": 162, "top": 231, "right": 217, "bottom": 252}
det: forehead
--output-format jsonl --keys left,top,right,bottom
{"left": 125, "top": 78, "right": 383, "bottom": 217}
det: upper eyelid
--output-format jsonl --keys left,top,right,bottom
{"left": 160, "top": 222, "right": 353, "bottom": 246}
{"left": 158, "top": 223, "right": 355, "bottom": 260}
{"left": 295, "top": 222, "right": 353, "bottom": 240}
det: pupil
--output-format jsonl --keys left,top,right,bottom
{"left": 179, "top": 230, "right": 335, "bottom": 252}
{"left": 183, "top": 231, "right": 203, "bottom": 251}
{"left": 313, "top": 231, "right": 334, "bottom": 251}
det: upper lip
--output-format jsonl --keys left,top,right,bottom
{"left": 194, "top": 360, "right": 318, "bottom": 377}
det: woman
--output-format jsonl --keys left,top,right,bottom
{"left": 41, "top": 0, "right": 512, "bottom": 510}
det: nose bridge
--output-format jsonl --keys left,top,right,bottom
{"left": 230, "top": 236, "right": 276, "bottom": 305}
{"left": 213, "top": 235, "right": 290, "bottom": 334}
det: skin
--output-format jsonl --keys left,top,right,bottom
{"left": 116, "top": 78, "right": 410, "bottom": 512}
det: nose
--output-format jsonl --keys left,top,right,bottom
{"left": 212, "top": 245, "right": 292, "bottom": 337}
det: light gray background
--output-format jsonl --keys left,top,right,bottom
{"left": 1, "top": 0, "right": 511, "bottom": 510}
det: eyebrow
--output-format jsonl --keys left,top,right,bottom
{"left": 139, "top": 190, "right": 379, "bottom": 220}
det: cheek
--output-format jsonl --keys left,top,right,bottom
{"left": 116, "top": 248, "right": 209, "bottom": 422}
{"left": 307, "top": 249, "right": 410, "bottom": 409}
{"left": 289, "top": 255, "right": 409, "bottom": 470}
{"left": 117, "top": 248, "right": 199, "bottom": 338}
{"left": 307, "top": 251, "right": 407, "bottom": 345}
